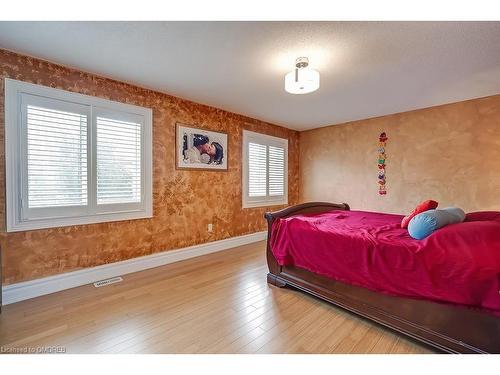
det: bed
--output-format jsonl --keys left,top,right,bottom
{"left": 265, "top": 202, "right": 500, "bottom": 353}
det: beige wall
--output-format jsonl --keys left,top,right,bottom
{"left": 0, "top": 50, "right": 299, "bottom": 284}
{"left": 300, "top": 95, "right": 500, "bottom": 214}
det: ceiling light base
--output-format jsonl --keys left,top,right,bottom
{"left": 295, "top": 57, "right": 309, "bottom": 69}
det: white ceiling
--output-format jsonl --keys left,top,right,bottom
{"left": 1, "top": 21, "right": 499, "bottom": 131}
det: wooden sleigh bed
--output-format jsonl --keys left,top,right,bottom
{"left": 265, "top": 202, "right": 500, "bottom": 354}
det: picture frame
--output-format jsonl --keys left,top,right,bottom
{"left": 175, "top": 123, "right": 228, "bottom": 171}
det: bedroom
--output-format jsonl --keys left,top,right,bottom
{"left": 1, "top": 1, "right": 500, "bottom": 372}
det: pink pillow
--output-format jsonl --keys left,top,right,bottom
{"left": 401, "top": 200, "right": 439, "bottom": 228}
{"left": 465, "top": 211, "right": 500, "bottom": 222}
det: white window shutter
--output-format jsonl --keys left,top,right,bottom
{"left": 248, "top": 142, "right": 267, "bottom": 197}
{"left": 26, "top": 104, "right": 88, "bottom": 208}
{"left": 268, "top": 145, "right": 285, "bottom": 196}
{"left": 96, "top": 116, "right": 142, "bottom": 204}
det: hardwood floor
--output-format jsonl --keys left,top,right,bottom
{"left": 0, "top": 241, "right": 434, "bottom": 354}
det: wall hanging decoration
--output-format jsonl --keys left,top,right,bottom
{"left": 378, "top": 132, "right": 388, "bottom": 195}
{"left": 176, "top": 123, "right": 228, "bottom": 170}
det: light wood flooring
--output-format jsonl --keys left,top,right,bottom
{"left": 0, "top": 241, "right": 434, "bottom": 353}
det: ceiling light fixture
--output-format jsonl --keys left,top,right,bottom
{"left": 284, "top": 57, "right": 320, "bottom": 95}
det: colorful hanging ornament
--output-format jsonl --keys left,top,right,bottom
{"left": 377, "top": 132, "right": 388, "bottom": 195}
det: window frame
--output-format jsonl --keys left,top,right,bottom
{"left": 242, "top": 130, "right": 288, "bottom": 208}
{"left": 5, "top": 78, "right": 153, "bottom": 232}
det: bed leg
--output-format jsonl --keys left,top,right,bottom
{"left": 267, "top": 273, "right": 287, "bottom": 288}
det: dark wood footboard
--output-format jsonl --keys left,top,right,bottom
{"left": 265, "top": 202, "right": 500, "bottom": 354}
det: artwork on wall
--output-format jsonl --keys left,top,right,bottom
{"left": 378, "top": 132, "right": 388, "bottom": 195}
{"left": 176, "top": 123, "right": 228, "bottom": 170}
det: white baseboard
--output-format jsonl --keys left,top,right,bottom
{"left": 2, "top": 231, "right": 267, "bottom": 305}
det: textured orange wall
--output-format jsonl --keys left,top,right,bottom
{"left": 0, "top": 50, "right": 300, "bottom": 284}
{"left": 300, "top": 95, "right": 500, "bottom": 214}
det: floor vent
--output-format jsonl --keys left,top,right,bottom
{"left": 93, "top": 276, "right": 123, "bottom": 288}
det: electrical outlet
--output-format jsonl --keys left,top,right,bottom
{"left": 208, "top": 223, "right": 213, "bottom": 232}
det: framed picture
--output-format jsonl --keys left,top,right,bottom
{"left": 176, "top": 123, "right": 228, "bottom": 170}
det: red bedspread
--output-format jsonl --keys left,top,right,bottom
{"left": 270, "top": 210, "right": 500, "bottom": 313}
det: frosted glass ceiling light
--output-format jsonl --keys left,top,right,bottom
{"left": 284, "top": 57, "right": 320, "bottom": 94}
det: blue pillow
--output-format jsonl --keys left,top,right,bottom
{"left": 408, "top": 207, "right": 465, "bottom": 240}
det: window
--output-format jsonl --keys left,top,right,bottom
{"left": 242, "top": 130, "right": 288, "bottom": 208}
{"left": 5, "top": 79, "right": 152, "bottom": 232}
